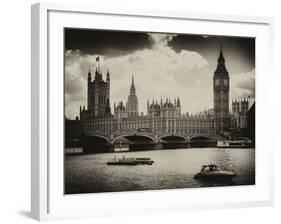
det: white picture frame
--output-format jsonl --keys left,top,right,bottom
{"left": 31, "top": 2, "right": 274, "bottom": 221}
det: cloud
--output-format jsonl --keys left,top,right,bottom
{"left": 64, "top": 34, "right": 211, "bottom": 119}
{"left": 230, "top": 69, "right": 255, "bottom": 100}
{"left": 64, "top": 50, "right": 87, "bottom": 117}
{"left": 64, "top": 34, "right": 254, "bottom": 119}
{"left": 148, "top": 33, "right": 177, "bottom": 48}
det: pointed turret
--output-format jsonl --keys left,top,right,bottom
{"left": 177, "top": 97, "right": 180, "bottom": 107}
{"left": 106, "top": 69, "right": 110, "bottom": 81}
{"left": 88, "top": 68, "right": 91, "bottom": 83}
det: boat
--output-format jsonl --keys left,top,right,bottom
{"left": 107, "top": 156, "right": 154, "bottom": 165}
{"left": 194, "top": 164, "right": 237, "bottom": 180}
{"left": 217, "top": 139, "right": 252, "bottom": 148}
{"left": 134, "top": 157, "right": 154, "bottom": 164}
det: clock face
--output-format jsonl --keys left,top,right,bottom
{"left": 215, "top": 79, "right": 220, "bottom": 86}
{"left": 224, "top": 79, "right": 228, "bottom": 86}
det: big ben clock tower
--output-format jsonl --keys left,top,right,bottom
{"left": 213, "top": 47, "right": 230, "bottom": 132}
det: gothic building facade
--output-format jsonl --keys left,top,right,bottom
{"left": 146, "top": 99, "right": 214, "bottom": 134}
{"left": 79, "top": 49, "right": 235, "bottom": 136}
{"left": 230, "top": 98, "right": 249, "bottom": 130}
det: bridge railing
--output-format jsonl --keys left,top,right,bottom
{"left": 83, "top": 131, "right": 222, "bottom": 143}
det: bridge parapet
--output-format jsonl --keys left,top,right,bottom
{"left": 83, "top": 131, "right": 222, "bottom": 144}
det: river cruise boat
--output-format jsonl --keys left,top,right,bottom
{"left": 194, "top": 164, "right": 237, "bottom": 181}
{"left": 217, "top": 139, "right": 252, "bottom": 148}
{"left": 107, "top": 156, "right": 154, "bottom": 165}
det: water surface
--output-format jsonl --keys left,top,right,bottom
{"left": 65, "top": 148, "right": 255, "bottom": 194}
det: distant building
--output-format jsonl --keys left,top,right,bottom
{"left": 230, "top": 98, "right": 249, "bottom": 130}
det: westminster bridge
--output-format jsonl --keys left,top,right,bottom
{"left": 78, "top": 131, "right": 227, "bottom": 153}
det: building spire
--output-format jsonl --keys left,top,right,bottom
{"left": 130, "top": 74, "right": 136, "bottom": 94}
{"left": 218, "top": 39, "right": 225, "bottom": 64}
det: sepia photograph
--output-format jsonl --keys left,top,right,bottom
{"left": 64, "top": 28, "right": 255, "bottom": 194}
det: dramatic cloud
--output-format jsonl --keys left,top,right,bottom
{"left": 230, "top": 69, "right": 255, "bottom": 100}
{"left": 64, "top": 29, "right": 151, "bottom": 57}
{"left": 148, "top": 33, "right": 177, "bottom": 49}
{"left": 64, "top": 33, "right": 255, "bottom": 119}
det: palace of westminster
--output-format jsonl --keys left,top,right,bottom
{"left": 77, "top": 48, "right": 251, "bottom": 136}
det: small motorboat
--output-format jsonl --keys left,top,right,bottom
{"left": 194, "top": 164, "right": 237, "bottom": 181}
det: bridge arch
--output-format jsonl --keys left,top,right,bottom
{"left": 82, "top": 134, "right": 113, "bottom": 153}
{"left": 160, "top": 134, "right": 187, "bottom": 142}
{"left": 113, "top": 133, "right": 155, "bottom": 144}
{"left": 189, "top": 135, "right": 211, "bottom": 142}
{"left": 83, "top": 134, "right": 111, "bottom": 144}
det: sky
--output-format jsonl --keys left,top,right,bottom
{"left": 64, "top": 28, "right": 255, "bottom": 119}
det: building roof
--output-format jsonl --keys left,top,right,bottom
{"left": 214, "top": 49, "right": 229, "bottom": 77}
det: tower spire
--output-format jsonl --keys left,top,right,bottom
{"left": 132, "top": 75, "right": 134, "bottom": 87}
{"left": 127, "top": 74, "right": 138, "bottom": 117}
{"left": 218, "top": 38, "right": 225, "bottom": 64}
{"left": 130, "top": 74, "right": 136, "bottom": 94}
{"left": 214, "top": 39, "right": 228, "bottom": 76}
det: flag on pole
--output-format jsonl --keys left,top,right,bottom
{"left": 96, "top": 57, "right": 99, "bottom": 61}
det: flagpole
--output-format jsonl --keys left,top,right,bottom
{"left": 96, "top": 57, "right": 100, "bottom": 73}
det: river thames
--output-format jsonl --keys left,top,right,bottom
{"left": 65, "top": 147, "right": 255, "bottom": 194}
